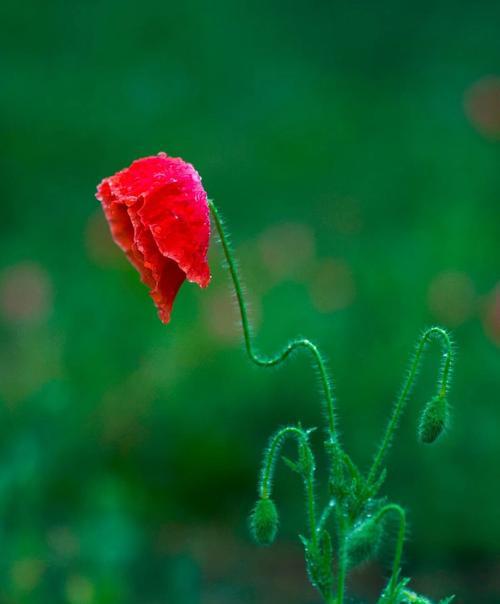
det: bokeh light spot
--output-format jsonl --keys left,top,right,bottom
{"left": 309, "top": 258, "right": 355, "bottom": 313}
{"left": 482, "top": 284, "right": 500, "bottom": 346}
{"left": 85, "top": 210, "right": 125, "bottom": 268}
{"left": 464, "top": 76, "right": 500, "bottom": 139}
{"left": 47, "top": 526, "right": 80, "bottom": 560}
{"left": 65, "top": 575, "right": 95, "bottom": 604}
{"left": 11, "top": 558, "right": 45, "bottom": 591}
{"left": 0, "top": 262, "right": 52, "bottom": 323}
{"left": 202, "top": 287, "right": 261, "bottom": 344}
{"left": 258, "top": 223, "right": 315, "bottom": 280}
{"left": 427, "top": 271, "right": 476, "bottom": 327}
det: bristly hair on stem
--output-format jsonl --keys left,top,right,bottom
{"left": 208, "top": 200, "right": 457, "bottom": 604}
{"left": 368, "top": 326, "right": 455, "bottom": 486}
{"left": 208, "top": 200, "right": 338, "bottom": 441}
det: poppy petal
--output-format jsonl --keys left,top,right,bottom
{"left": 96, "top": 153, "right": 211, "bottom": 323}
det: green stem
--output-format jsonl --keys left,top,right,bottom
{"left": 304, "top": 462, "right": 318, "bottom": 549}
{"left": 372, "top": 504, "right": 406, "bottom": 590}
{"left": 259, "top": 426, "right": 318, "bottom": 545}
{"left": 336, "top": 510, "right": 347, "bottom": 604}
{"left": 208, "top": 200, "right": 338, "bottom": 442}
{"left": 260, "top": 426, "right": 304, "bottom": 498}
{"left": 368, "top": 326, "right": 453, "bottom": 483}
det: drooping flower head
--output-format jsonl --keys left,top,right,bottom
{"left": 96, "top": 153, "right": 210, "bottom": 323}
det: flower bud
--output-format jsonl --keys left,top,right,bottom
{"left": 249, "top": 498, "right": 279, "bottom": 545}
{"left": 418, "top": 395, "right": 449, "bottom": 444}
{"left": 346, "top": 515, "right": 384, "bottom": 568}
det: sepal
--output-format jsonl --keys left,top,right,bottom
{"left": 249, "top": 498, "right": 279, "bottom": 546}
{"left": 418, "top": 394, "right": 449, "bottom": 444}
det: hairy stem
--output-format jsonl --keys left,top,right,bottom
{"left": 260, "top": 426, "right": 305, "bottom": 498}
{"left": 373, "top": 504, "right": 406, "bottom": 591}
{"left": 208, "top": 200, "right": 338, "bottom": 442}
{"left": 336, "top": 510, "right": 347, "bottom": 604}
{"left": 259, "top": 426, "right": 318, "bottom": 546}
{"left": 368, "top": 326, "right": 454, "bottom": 483}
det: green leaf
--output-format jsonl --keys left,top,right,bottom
{"left": 377, "top": 572, "right": 410, "bottom": 604}
{"left": 298, "top": 440, "right": 314, "bottom": 475}
{"left": 299, "top": 531, "right": 333, "bottom": 600}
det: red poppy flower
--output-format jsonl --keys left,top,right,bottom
{"left": 96, "top": 153, "right": 211, "bottom": 323}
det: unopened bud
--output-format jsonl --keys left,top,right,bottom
{"left": 418, "top": 395, "right": 449, "bottom": 444}
{"left": 346, "top": 515, "right": 384, "bottom": 568}
{"left": 249, "top": 498, "right": 279, "bottom": 545}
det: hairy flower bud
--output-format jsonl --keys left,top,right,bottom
{"left": 250, "top": 498, "right": 279, "bottom": 545}
{"left": 346, "top": 515, "right": 384, "bottom": 568}
{"left": 418, "top": 395, "right": 449, "bottom": 444}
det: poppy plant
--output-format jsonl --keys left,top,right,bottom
{"left": 96, "top": 153, "right": 457, "bottom": 604}
{"left": 96, "top": 152, "right": 210, "bottom": 323}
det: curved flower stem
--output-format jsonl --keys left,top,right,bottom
{"left": 260, "top": 426, "right": 304, "bottom": 498}
{"left": 259, "top": 426, "right": 318, "bottom": 547}
{"left": 208, "top": 200, "right": 338, "bottom": 444}
{"left": 368, "top": 326, "right": 454, "bottom": 484}
{"left": 372, "top": 504, "right": 406, "bottom": 591}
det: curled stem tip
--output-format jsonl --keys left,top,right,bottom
{"left": 259, "top": 425, "right": 314, "bottom": 496}
{"left": 258, "top": 425, "right": 318, "bottom": 547}
{"left": 373, "top": 504, "right": 406, "bottom": 587}
{"left": 368, "top": 326, "right": 454, "bottom": 482}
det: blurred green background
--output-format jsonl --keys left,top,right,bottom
{"left": 1, "top": 0, "right": 499, "bottom": 602}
